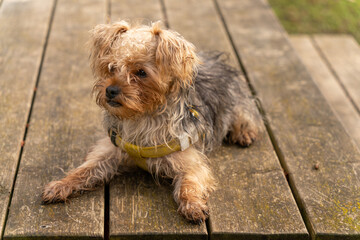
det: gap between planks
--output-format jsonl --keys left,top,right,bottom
{"left": 160, "top": 0, "right": 210, "bottom": 236}
{"left": 310, "top": 36, "right": 360, "bottom": 115}
{"left": 164, "top": 0, "right": 307, "bottom": 238}
{"left": 1, "top": 0, "right": 57, "bottom": 239}
{"left": 215, "top": 0, "right": 360, "bottom": 238}
{"left": 290, "top": 34, "right": 360, "bottom": 149}
{"left": 159, "top": 0, "right": 169, "bottom": 28}
{"left": 214, "top": 1, "right": 307, "bottom": 236}
{"left": 209, "top": 0, "right": 353, "bottom": 238}
{"left": 109, "top": 0, "right": 207, "bottom": 239}
{"left": 212, "top": 0, "right": 311, "bottom": 235}
{"left": 4, "top": 0, "right": 107, "bottom": 238}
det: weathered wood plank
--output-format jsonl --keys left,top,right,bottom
{"left": 111, "top": 0, "right": 162, "bottom": 23}
{"left": 164, "top": 0, "right": 308, "bottom": 239}
{"left": 4, "top": 0, "right": 106, "bottom": 239}
{"left": 290, "top": 35, "right": 360, "bottom": 148}
{"left": 217, "top": 0, "right": 360, "bottom": 238}
{"left": 110, "top": 172, "right": 207, "bottom": 240}
{"left": 313, "top": 35, "right": 360, "bottom": 113}
{"left": 0, "top": 0, "right": 54, "bottom": 236}
{"left": 164, "top": 0, "right": 236, "bottom": 64}
{"left": 109, "top": 0, "right": 207, "bottom": 239}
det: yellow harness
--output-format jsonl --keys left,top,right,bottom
{"left": 108, "top": 129, "right": 185, "bottom": 171}
{"left": 108, "top": 106, "right": 201, "bottom": 171}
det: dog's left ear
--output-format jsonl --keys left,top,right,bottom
{"left": 151, "top": 22, "right": 200, "bottom": 92}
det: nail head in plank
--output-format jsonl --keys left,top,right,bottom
{"left": 0, "top": 0, "right": 54, "bottom": 235}
{"left": 164, "top": 0, "right": 308, "bottom": 238}
{"left": 109, "top": 0, "right": 207, "bottom": 239}
{"left": 313, "top": 34, "right": 360, "bottom": 113}
{"left": 4, "top": 0, "right": 106, "bottom": 238}
{"left": 217, "top": 0, "right": 360, "bottom": 238}
{"left": 290, "top": 35, "right": 360, "bottom": 148}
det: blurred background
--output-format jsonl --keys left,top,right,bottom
{"left": 269, "top": 0, "right": 360, "bottom": 43}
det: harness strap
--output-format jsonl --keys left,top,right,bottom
{"left": 108, "top": 129, "right": 193, "bottom": 171}
{"left": 108, "top": 105, "right": 201, "bottom": 171}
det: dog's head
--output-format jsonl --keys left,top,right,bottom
{"left": 88, "top": 20, "right": 200, "bottom": 119}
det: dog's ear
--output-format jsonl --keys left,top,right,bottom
{"left": 88, "top": 21, "right": 130, "bottom": 74}
{"left": 151, "top": 22, "right": 200, "bottom": 92}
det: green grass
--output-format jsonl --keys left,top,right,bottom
{"left": 268, "top": 0, "right": 360, "bottom": 43}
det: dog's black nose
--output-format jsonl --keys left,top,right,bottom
{"left": 106, "top": 85, "right": 120, "bottom": 99}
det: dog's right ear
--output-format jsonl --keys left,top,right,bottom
{"left": 89, "top": 20, "right": 129, "bottom": 54}
{"left": 88, "top": 21, "right": 130, "bottom": 75}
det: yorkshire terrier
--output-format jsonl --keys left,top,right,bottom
{"left": 42, "top": 21, "right": 263, "bottom": 223}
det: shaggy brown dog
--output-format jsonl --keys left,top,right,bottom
{"left": 42, "top": 21, "right": 263, "bottom": 223}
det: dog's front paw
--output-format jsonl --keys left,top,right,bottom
{"left": 237, "top": 128, "right": 258, "bottom": 147}
{"left": 230, "top": 123, "right": 260, "bottom": 147}
{"left": 42, "top": 180, "right": 73, "bottom": 204}
{"left": 178, "top": 200, "right": 209, "bottom": 224}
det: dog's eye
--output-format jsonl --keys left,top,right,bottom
{"left": 108, "top": 64, "right": 115, "bottom": 73}
{"left": 109, "top": 67, "right": 114, "bottom": 73}
{"left": 135, "top": 69, "right": 147, "bottom": 78}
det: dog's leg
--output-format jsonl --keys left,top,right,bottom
{"left": 168, "top": 147, "right": 216, "bottom": 223}
{"left": 42, "top": 137, "right": 122, "bottom": 203}
{"left": 229, "top": 99, "right": 264, "bottom": 146}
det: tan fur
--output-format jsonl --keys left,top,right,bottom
{"left": 89, "top": 21, "right": 199, "bottom": 119}
{"left": 42, "top": 20, "right": 262, "bottom": 223}
{"left": 229, "top": 105, "right": 262, "bottom": 146}
{"left": 43, "top": 138, "right": 123, "bottom": 202}
{"left": 167, "top": 147, "right": 215, "bottom": 222}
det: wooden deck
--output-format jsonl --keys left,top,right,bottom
{"left": 0, "top": 0, "right": 359, "bottom": 239}
{"left": 290, "top": 35, "right": 360, "bottom": 148}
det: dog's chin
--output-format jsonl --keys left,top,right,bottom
{"left": 106, "top": 100, "right": 122, "bottom": 108}
{"left": 105, "top": 101, "right": 139, "bottom": 119}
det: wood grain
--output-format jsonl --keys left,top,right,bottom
{"left": 109, "top": 0, "right": 207, "bottom": 239}
{"left": 111, "top": 0, "right": 163, "bottom": 24}
{"left": 0, "top": 0, "right": 54, "bottom": 236}
{"left": 313, "top": 35, "right": 360, "bottom": 113}
{"left": 4, "top": 0, "right": 106, "bottom": 239}
{"left": 290, "top": 35, "right": 360, "bottom": 148}
{"left": 110, "top": 172, "right": 207, "bottom": 240}
{"left": 164, "top": 0, "right": 308, "bottom": 239}
{"left": 164, "top": 0, "right": 237, "bottom": 65}
{"left": 217, "top": 0, "right": 360, "bottom": 238}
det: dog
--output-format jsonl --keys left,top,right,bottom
{"left": 42, "top": 20, "right": 263, "bottom": 223}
